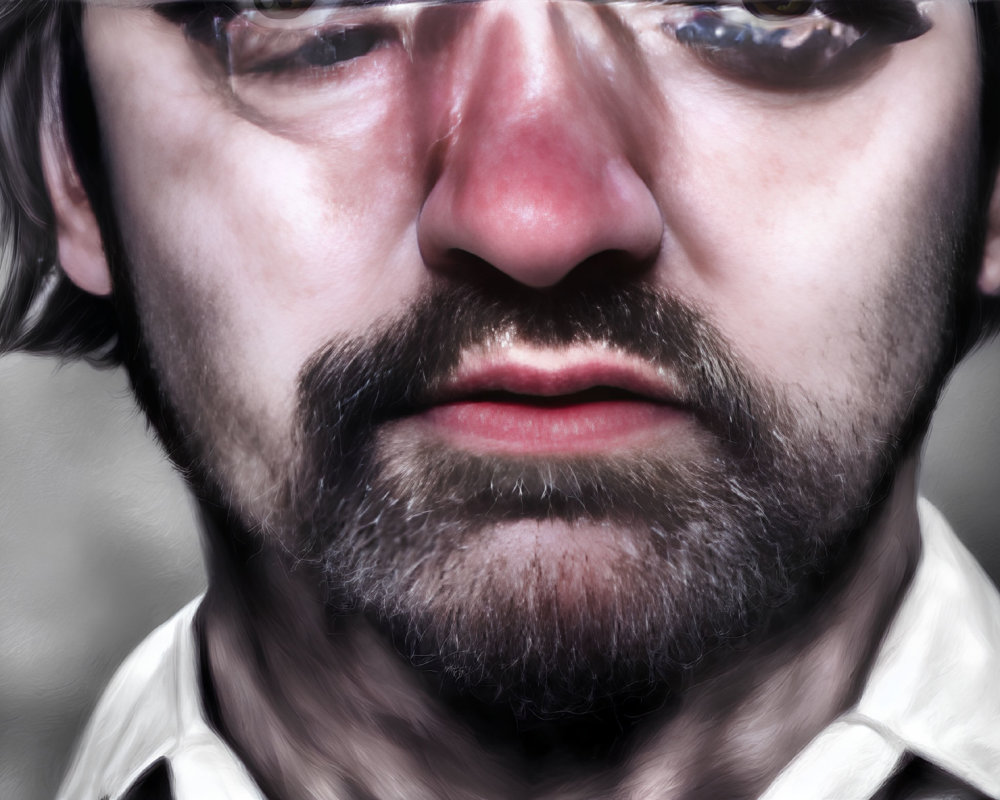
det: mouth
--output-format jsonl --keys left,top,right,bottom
{"left": 410, "top": 345, "right": 691, "bottom": 456}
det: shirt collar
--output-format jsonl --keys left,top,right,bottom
{"left": 761, "top": 499, "right": 1000, "bottom": 799}
{"left": 57, "top": 597, "right": 265, "bottom": 800}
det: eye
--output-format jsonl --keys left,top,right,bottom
{"left": 252, "top": 0, "right": 316, "bottom": 18}
{"left": 661, "top": 0, "right": 931, "bottom": 89}
{"left": 744, "top": 0, "right": 815, "bottom": 20}
{"left": 155, "top": 1, "right": 397, "bottom": 80}
{"left": 222, "top": 13, "right": 393, "bottom": 78}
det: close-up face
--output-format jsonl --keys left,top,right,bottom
{"left": 69, "top": 0, "right": 983, "bottom": 708}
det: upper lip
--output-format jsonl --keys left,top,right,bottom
{"left": 425, "top": 345, "right": 685, "bottom": 406}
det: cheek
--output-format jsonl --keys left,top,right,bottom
{"left": 647, "top": 13, "right": 979, "bottom": 402}
{"left": 89, "top": 21, "right": 445, "bottom": 437}
{"left": 83, "top": 17, "right": 450, "bottom": 520}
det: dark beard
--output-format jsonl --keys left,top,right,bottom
{"left": 282, "top": 283, "right": 906, "bottom": 716}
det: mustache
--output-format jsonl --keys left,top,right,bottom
{"left": 295, "top": 282, "right": 773, "bottom": 473}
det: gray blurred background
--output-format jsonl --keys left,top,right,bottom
{"left": 0, "top": 339, "right": 998, "bottom": 800}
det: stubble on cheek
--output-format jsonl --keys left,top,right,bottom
{"left": 121, "top": 237, "right": 300, "bottom": 525}
{"left": 859, "top": 97, "right": 980, "bottom": 439}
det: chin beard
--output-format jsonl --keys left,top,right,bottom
{"left": 276, "top": 283, "right": 918, "bottom": 717}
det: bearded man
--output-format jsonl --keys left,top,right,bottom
{"left": 2, "top": 0, "right": 1000, "bottom": 797}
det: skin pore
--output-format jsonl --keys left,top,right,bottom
{"left": 51, "top": 0, "right": 989, "bottom": 796}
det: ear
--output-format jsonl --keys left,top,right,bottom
{"left": 39, "top": 90, "right": 112, "bottom": 297}
{"left": 980, "top": 171, "right": 1000, "bottom": 296}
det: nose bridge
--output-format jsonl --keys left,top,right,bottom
{"left": 417, "top": 0, "right": 664, "bottom": 289}
{"left": 463, "top": 2, "right": 588, "bottom": 131}
{"left": 448, "top": 4, "right": 621, "bottom": 199}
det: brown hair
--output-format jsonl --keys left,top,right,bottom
{"left": 0, "top": 1, "right": 117, "bottom": 362}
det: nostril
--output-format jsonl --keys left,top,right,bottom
{"left": 427, "top": 245, "right": 659, "bottom": 297}
{"left": 417, "top": 165, "right": 664, "bottom": 291}
{"left": 560, "top": 248, "right": 661, "bottom": 289}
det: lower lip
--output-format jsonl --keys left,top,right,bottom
{"left": 417, "top": 399, "right": 687, "bottom": 455}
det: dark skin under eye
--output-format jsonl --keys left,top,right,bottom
{"left": 664, "top": 0, "right": 930, "bottom": 89}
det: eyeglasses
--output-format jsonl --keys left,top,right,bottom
{"left": 84, "top": 0, "right": 987, "bottom": 132}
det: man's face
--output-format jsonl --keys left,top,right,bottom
{"left": 77, "top": 0, "right": 979, "bottom": 710}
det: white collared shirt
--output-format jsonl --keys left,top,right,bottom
{"left": 58, "top": 500, "right": 1000, "bottom": 800}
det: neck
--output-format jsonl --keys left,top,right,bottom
{"left": 197, "top": 458, "right": 922, "bottom": 800}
